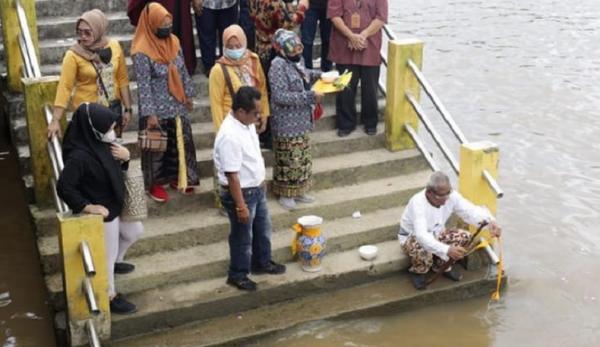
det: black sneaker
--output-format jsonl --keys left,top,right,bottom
{"left": 226, "top": 277, "right": 257, "bottom": 291}
{"left": 337, "top": 129, "right": 352, "bottom": 137}
{"left": 409, "top": 271, "right": 427, "bottom": 290}
{"left": 365, "top": 127, "right": 377, "bottom": 136}
{"left": 252, "top": 260, "right": 286, "bottom": 275}
{"left": 114, "top": 262, "right": 135, "bottom": 275}
{"left": 110, "top": 294, "right": 137, "bottom": 315}
{"left": 443, "top": 267, "right": 463, "bottom": 282}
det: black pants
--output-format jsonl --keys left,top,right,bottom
{"left": 335, "top": 64, "right": 380, "bottom": 132}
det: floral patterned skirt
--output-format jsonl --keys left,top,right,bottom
{"left": 272, "top": 134, "right": 312, "bottom": 197}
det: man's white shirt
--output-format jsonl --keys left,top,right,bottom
{"left": 213, "top": 113, "right": 265, "bottom": 188}
{"left": 399, "top": 189, "right": 494, "bottom": 261}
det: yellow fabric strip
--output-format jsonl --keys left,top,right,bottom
{"left": 175, "top": 116, "right": 187, "bottom": 191}
{"left": 491, "top": 237, "right": 504, "bottom": 301}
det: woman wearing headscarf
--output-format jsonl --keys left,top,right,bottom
{"left": 209, "top": 24, "right": 269, "bottom": 132}
{"left": 57, "top": 103, "right": 143, "bottom": 315}
{"left": 48, "top": 9, "right": 133, "bottom": 140}
{"left": 268, "top": 29, "right": 323, "bottom": 210}
{"left": 132, "top": 2, "right": 199, "bottom": 203}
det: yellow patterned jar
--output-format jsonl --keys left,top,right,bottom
{"left": 292, "top": 215, "right": 326, "bottom": 272}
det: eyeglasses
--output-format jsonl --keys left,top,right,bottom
{"left": 85, "top": 103, "right": 104, "bottom": 140}
{"left": 76, "top": 28, "right": 93, "bottom": 37}
{"left": 430, "top": 188, "right": 452, "bottom": 200}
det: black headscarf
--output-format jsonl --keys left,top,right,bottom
{"left": 62, "top": 103, "right": 124, "bottom": 205}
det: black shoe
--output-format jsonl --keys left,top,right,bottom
{"left": 226, "top": 276, "right": 257, "bottom": 291}
{"left": 443, "top": 267, "right": 463, "bottom": 282}
{"left": 252, "top": 260, "right": 286, "bottom": 275}
{"left": 114, "top": 262, "right": 135, "bottom": 275}
{"left": 337, "top": 129, "right": 352, "bottom": 137}
{"left": 110, "top": 294, "right": 137, "bottom": 315}
{"left": 409, "top": 271, "right": 427, "bottom": 290}
{"left": 365, "top": 127, "right": 377, "bottom": 136}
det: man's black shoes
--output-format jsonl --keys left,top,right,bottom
{"left": 409, "top": 271, "right": 427, "bottom": 290}
{"left": 110, "top": 294, "right": 137, "bottom": 315}
{"left": 252, "top": 260, "right": 286, "bottom": 275}
{"left": 227, "top": 277, "right": 257, "bottom": 291}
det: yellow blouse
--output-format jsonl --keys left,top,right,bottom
{"left": 208, "top": 53, "right": 270, "bottom": 131}
{"left": 54, "top": 39, "right": 129, "bottom": 110}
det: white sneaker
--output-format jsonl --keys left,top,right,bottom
{"left": 278, "top": 197, "right": 297, "bottom": 210}
{"left": 295, "top": 194, "right": 315, "bottom": 204}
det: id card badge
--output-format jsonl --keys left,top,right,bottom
{"left": 350, "top": 13, "right": 361, "bottom": 29}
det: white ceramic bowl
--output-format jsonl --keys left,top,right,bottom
{"left": 358, "top": 245, "right": 378, "bottom": 261}
{"left": 321, "top": 70, "right": 340, "bottom": 83}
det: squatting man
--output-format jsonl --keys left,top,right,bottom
{"left": 399, "top": 171, "right": 502, "bottom": 290}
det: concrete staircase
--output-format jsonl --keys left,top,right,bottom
{"left": 0, "top": 1, "right": 503, "bottom": 345}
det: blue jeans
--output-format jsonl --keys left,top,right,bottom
{"left": 196, "top": 4, "right": 239, "bottom": 73}
{"left": 220, "top": 185, "right": 273, "bottom": 280}
{"left": 238, "top": 0, "right": 256, "bottom": 51}
{"left": 301, "top": 6, "right": 332, "bottom": 71}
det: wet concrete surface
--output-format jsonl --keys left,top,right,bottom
{"left": 0, "top": 113, "right": 56, "bottom": 346}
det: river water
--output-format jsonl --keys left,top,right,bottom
{"left": 258, "top": 1, "right": 600, "bottom": 346}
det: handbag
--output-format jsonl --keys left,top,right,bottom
{"left": 121, "top": 163, "right": 148, "bottom": 221}
{"left": 138, "top": 125, "right": 168, "bottom": 152}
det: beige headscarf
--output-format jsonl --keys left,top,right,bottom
{"left": 216, "top": 25, "right": 260, "bottom": 87}
{"left": 69, "top": 9, "right": 109, "bottom": 62}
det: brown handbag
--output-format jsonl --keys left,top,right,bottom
{"left": 138, "top": 126, "right": 167, "bottom": 152}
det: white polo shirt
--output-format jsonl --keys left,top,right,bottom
{"left": 213, "top": 113, "right": 266, "bottom": 188}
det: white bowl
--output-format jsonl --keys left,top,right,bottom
{"left": 358, "top": 245, "right": 378, "bottom": 261}
{"left": 321, "top": 70, "right": 340, "bottom": 83}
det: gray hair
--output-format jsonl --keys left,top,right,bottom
{"left": 426, "top": 171, "right": 451, "bottom": 191}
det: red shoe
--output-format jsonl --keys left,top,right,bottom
{"left": 148, "top": 185, "right": 169, "bottom": 202}
{"left": 170, "top": 182, "right": 195, "bottom": 195}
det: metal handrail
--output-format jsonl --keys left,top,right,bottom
{"left": 379, "top": 25, "right": 504, "bottom": 199}
{"left": 14, "top": 3, "right": 102, "bottom": 346}
{"left": 404, "top": 123, "right": 439, "bottom": 172}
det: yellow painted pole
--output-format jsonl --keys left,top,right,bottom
{"left": 0, "top": 0, "right": 39, "bottom": 92}
{"left": 58, "top": 213, "right": 111, "bottom": 345}
{"left": 21, "top": 76, "right": 60, "bottom": 206}
{"left": 458, "top": 141, "right": 500, "bottom": 240}
{"left": 385, "top": 38, "right": 423, "bottom": 152}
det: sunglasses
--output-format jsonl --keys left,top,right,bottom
{"left": 76, "top": 28, "right": 93, "bottom": 37}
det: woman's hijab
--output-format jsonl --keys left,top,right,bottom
{"left": 70, "top": 9, "right": 109, "bottom": 62}
{"left": 130, "top": 2, "right": 187, "bottom": 104}
{"left": 62, "top": 103, "right": 124, "bottom": 205}
{"left": 216, "top": 25, "right": 260, "bottom": 86}
{"left": 273, "top": 29, "right": 303, "bottom": 58}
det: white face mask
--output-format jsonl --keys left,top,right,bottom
{"left": 101, "top": 129, "right": 116, "bottom": 143}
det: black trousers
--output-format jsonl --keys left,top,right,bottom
{"left": 335, "top": 64, "right": 380, "bottom": 132}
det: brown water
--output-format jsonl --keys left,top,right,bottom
{"left": 0, "top": 116, "right": 56, "bottom": 345}
{"left": 258, "top": 1, "right": 600, "bottom": 346}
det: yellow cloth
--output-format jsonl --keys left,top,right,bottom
{"left": 312, "top": 71, "right": 353, "bottom": 94}
{"left": 54, "top": 39, "right": 129, "bottom": 110}
{"left": 208, "top": 53, "right": 270, "bottom": 131}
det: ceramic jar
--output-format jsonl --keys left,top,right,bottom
{"left": 292, "top": 215, "right": 326, "bottom": 272}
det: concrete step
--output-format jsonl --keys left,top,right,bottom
{"left": 112, "top": 267, "right": 501, "bottom": 347}
{"left": 37, "top": 169, "right": 429, "bottom": 281}
{"left": 37, "top": 11, "right": 132, "bottom": 41}
{"left": 35, "top": 0, "right": 128, "bottom": 18}
{"left": 110, "top": 238, "right": 410, "bottom": 340}
{"left": 44, "top": 205, "right": 414, "bottom": 309}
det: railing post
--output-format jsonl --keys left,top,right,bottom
{"left": 0, "top": 0, "right": 39, "bottom": 92}
{"left": 58, "top": 213, "right": 110, "bottom": 346}
{"left": 21, "top": 76, "right": 60, "bottom": 206}
{"left": 458, "top": 141, "right": 500, "bottom": 239}
{"left": 384, "top": 38, "right": 423, "bottom": 152}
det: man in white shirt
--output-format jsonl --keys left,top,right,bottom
{"left": 399, "top": 171, "right": 502, "bottom": 290}
{"left": 214, "top": 86, "right": 286, "bottom": 291}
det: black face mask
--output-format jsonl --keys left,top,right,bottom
{"left": 97, "top": 47, "right": 112, "bottom": 64}
{"left": 288, "top": 54, "right": 301, "bottom": 63}
{"left": 155, "top": 26, "right": 172, "bottom": 39}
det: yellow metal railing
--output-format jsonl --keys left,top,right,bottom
{"left": 380, "top": 25, "right": 503, "bottom": 234}
{"left": 2, "top": 1, "right": 110, "bottom": 345}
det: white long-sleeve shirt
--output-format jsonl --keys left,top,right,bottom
{"left": 398, "top": 189, "right": 494, "bottom": 261}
